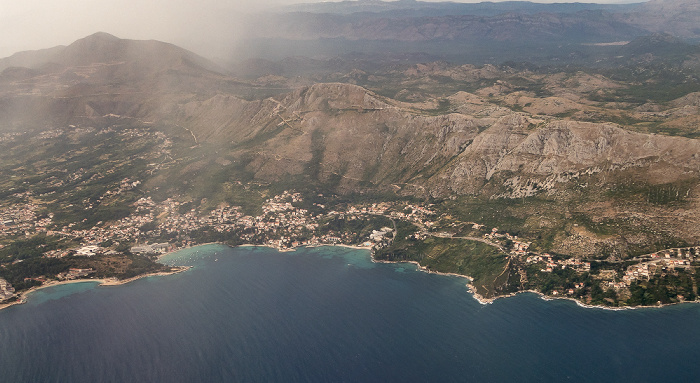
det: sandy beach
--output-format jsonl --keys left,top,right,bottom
{"left": 0, "top": 266, "right": 190, "bottom": 312}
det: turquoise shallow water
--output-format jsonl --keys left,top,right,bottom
{"left": 1, "top": 244, "right": 700, "bottom": 382}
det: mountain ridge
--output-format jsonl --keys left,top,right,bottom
{"left": 0, "top": 34, "right": 698, "bottom": 240}
{"left": 2, "top": 35, "right": 699, "bottom": 202}
{"left": 230, "top": 0, "right": 700, "bottom": 64}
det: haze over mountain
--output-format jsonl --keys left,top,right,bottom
{"left": 1, "top": 23, "right": 699, "bottom": 306}
{"left": 0, "top": 32, "right": 239, "bottom": 130}
{"left": 3, "top": 0, "right": 700, "bottom": 64}
{"left": 1, "top": 33, "right": 698, "bottom": 219}
{"left": 233, "top": 0, "right": 700, "bottom": 63}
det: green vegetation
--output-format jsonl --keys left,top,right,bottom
{"left": 606, "top": 178, "right": 696, "bottom": 206}
{"left": 525, "top": 265, "right": 592, "bottom": 297}
{"left": 2, "top": 48, "right": 700, "bottom": 310}
{"left": 627, "top": 271, "right": 696, "bottom": 306}
{"left": 0, "top": 235, "right": 68, "bottom": 263}
{"left": 421, "top": 99, "right": 452, "bottom": 116}
{"left": 440, "top": 196, "right": 527, "bottom": 235}
{"left": 375, "top": 221, "right": 511, "bottom": 298}
{"left": 0, "top": 258, "right": 69, "bottom": 290}
{"left": 317, "top": 215, "right": 393, "bottom": 245}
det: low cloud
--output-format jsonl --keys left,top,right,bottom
{"left": 0, "top": 0, "right": 290, "bottom": 58}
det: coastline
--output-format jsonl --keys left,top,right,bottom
{"left": 238, "top": 243, "right": 372, "bottom": 252}
{"left": 2, "top": 241, "right": 692, "bottom": 312}
{"left": 156, "top": 241, "right": 223, "bottom": 261}
{"left": 370, "top": 257, "right": 495, "bottom": 305}
{"left": 113, "top": 242, "right": 700, "bottom": 311}
{"left": 0, "top": 266, "right": 190, "bottom": 312}
{"left": 367, "top": 252, "right": 700, "bottom": 311}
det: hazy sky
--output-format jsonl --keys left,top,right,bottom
{"left": 0, "top": 0, "right": 644, "bottom": 58}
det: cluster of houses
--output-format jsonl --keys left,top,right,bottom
{"left": 387, "top": 204, "right": 437, "bottom": 227}
{"left": 345, "top": 203, "right": 392, "bottom": 216}
{"left": 9, "top": 163, "right": 699, "bottom": 301}
{"left": 509, "top": 238, "right": 531, "bottom": 256}
{"left": 480, "top": 227, "right": 532, "bottom": 256}
{"left": 264, "top": 191, "right": 303, "bottom": 212}
{"left": 0, "top": 194, "right": 40, "bottom": 237}
{"left": 56, "top": 268, "right": 96, "bottom": 280}
{"left": 551, "top": 282, "right": 587, "bottom": 296}
{"left": 130, "top": 243, "right": 171, "bottom": 255}
{"left": 0, "top": 278, "right": 15, "bottom": 301}
{"left": 621, "top": 247, "right": 698, "bottom": 285}
{"left": 526, "top": 253, "right": 591, "bottom": 273}
{"left": 3, "top": 179, "right": 446, "bottom": 263}
{"left": 100, "top": 178, "right": 141, "bottom": 200}
{"left": 74, "top": 245, "right": 120, "bottom": 257}
{"left": 0, "top": 131, "right": 24, "bottom": 143}
{"left": 92, "top": 192, "right": 404, "bottom": 253}
{"left": 369, "top": 227, "right": 394, "bottom": 244}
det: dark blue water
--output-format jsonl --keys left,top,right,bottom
{"left": 1, "top": 245, "right": 699, "bottom": 382}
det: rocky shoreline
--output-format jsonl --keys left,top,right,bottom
{"left": 367, "top": 251, "right": 700, "bottom": 311}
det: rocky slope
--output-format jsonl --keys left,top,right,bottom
{"left": 430, "top": 116, "right": 700, "bottom": 196}
{"left": 2, "top": 34, "right": 698, "bottom": 200}
{"left": 2, "top": 33, "right": 699, "bottom": 255}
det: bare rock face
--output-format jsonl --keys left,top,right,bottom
{"left": 427, "top": 114, "right": 700, "bottom": 197}
{"left": 672, "top": 92, "right": 700, "bottom": 108}
{"left": 169, "top": 81, "right": 700, "bottom": 204}
{"left": 1, "top": 33, "right": 697, "bottom": 207}
{"left": 237, "top": 84, "right": 481, "bottom": 189}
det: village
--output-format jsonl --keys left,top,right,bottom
{"left": 1, "top": 183, "right": 699, "bottom": 306}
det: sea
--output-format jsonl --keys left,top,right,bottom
{"left": 1, "top": 244, "right": 699, "bottom": 382}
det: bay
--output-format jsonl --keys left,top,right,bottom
{"left": 1, "top": 244, "right": 699, "bottom": 382}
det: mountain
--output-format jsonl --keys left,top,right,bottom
{"left": 282, "top": 0, "right": 636, "bottom": 17}
{"left": 248, "top": 11, "right": 646, "bottom": 44}
{"left": 0, "top": 32, "right": 239, "bottom": 130}
{"left": 626, "top": 0, "right": 700, "bottom": 40}
{"left": 0, "top": 32, "right": 223, "bottom": 74}
{"left": 231, "top": 0, "right": 700, "bottom": 64}
{"left": 2, "top": 34, "right": 698, "bottom": 193}
{"left": 272, "top": 0, "right": 700, "bottom": 41}
{"left": 171, "top": 82, "right": 700, "bottom": 204}
{"left": 1, "top": 33, "right": 699, "bottom": 258}
{"left": 617, "top": 32, "right": 700, "bottom": 60}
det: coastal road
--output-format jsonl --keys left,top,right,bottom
{"left": 432, "top": 232, "right": 507, "bottom": 253}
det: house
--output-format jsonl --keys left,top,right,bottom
{"left": 75, "top": 245, "right": 101, "bottom": 257}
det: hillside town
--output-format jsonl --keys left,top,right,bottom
{"left": 0, "top": 278, "right": 15, "bottom": 301}
{"left": 1, "top": 185, "right": 699, "bottom": 307}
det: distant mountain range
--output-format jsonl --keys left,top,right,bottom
{"left": 283, "top": 0, "right": 639, "bottom": 17}
{"left": 229, "top": 0, "right": 700, "bottom": 63}
{"left": 274, "top": 0, "right": 700, "bottom": 40}
{"left": 0, "top": 32, "right": 221, "bottom": 75}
